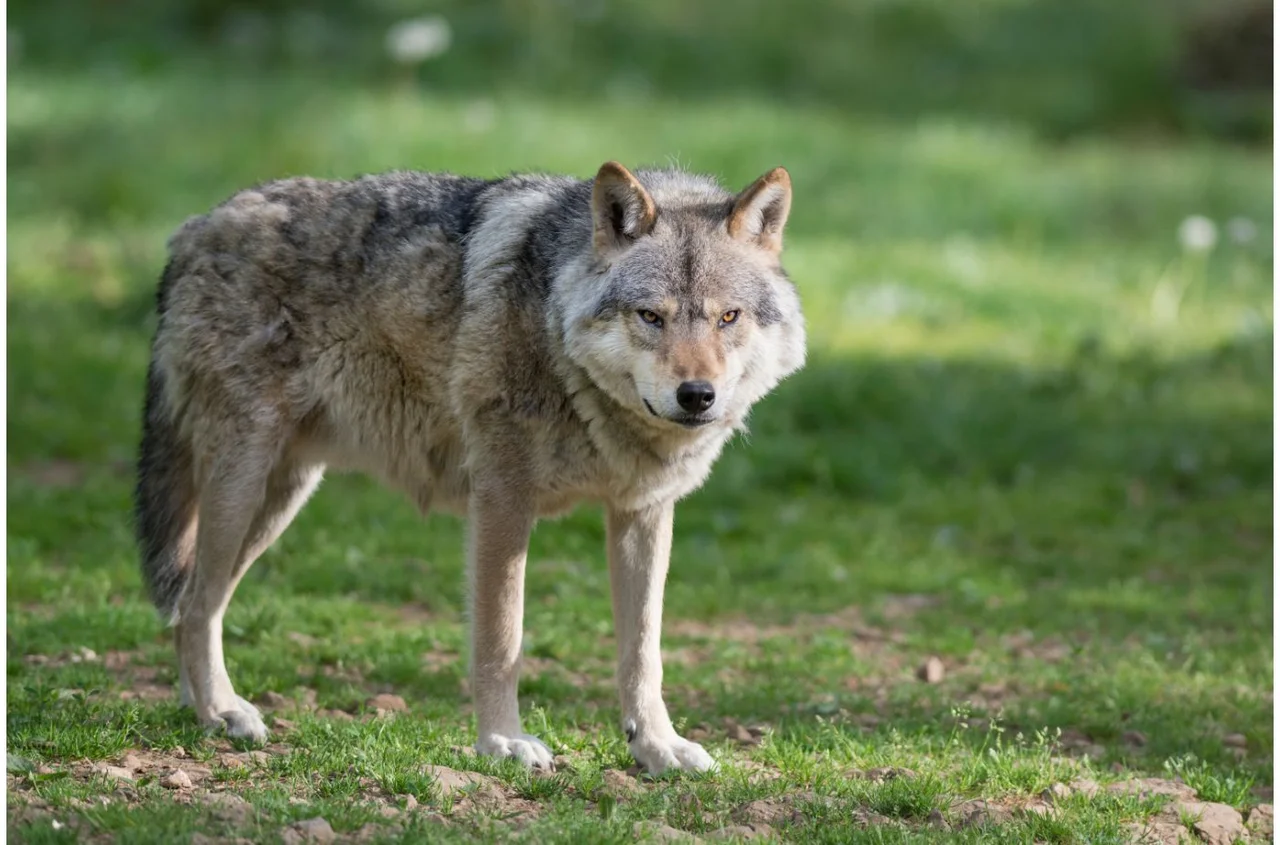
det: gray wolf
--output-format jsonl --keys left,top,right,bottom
{"left": 134, "top": 160, "right": 806, "bottom": 773}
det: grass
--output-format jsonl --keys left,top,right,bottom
{"left": 6, "top": 2, "right": 1274, "bottom": 842}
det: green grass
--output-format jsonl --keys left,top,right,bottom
{"left": 6, "top": 2, "right": 1273, "bottom": 842}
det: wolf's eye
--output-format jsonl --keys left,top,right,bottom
{"left": 720, "top": 310, "right": 740, "bottom": 325}
{"left": 638, "top": 310, "right": 664, "bottom": 327}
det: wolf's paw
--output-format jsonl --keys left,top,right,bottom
{"left": 475, "top": 732, "right": 555, "bottom": 770}
{"left": 201, "top": 698, "right": 269, "bottom": 744}
{"left": 630, "top": 732, "right": 717, "bottom": 775}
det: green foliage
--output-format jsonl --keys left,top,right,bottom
{"left": 8, "top": 0, "right": 1272, "bottom": 142}
{"left": 1164, "top": 754, "right": 1258, "bottom": 807}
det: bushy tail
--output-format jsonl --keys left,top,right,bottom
{"left": 134, "top": 358, "right": 198, "bottom": 625}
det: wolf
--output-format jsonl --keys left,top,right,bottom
{"left": 134, "top": 160, "right": 806, "bottom": 774}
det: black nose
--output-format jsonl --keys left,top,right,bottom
{"left": 676, "top": 380, "right": 716, "bottom": 413}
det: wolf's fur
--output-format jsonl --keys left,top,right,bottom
{"left": 135, "top": 161, "right": 805, "bottom": 772}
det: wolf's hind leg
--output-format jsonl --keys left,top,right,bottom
{"left": 176, "top": 461, "right": 322, "bottom": 720}
{"left": 176, "top": 440, "right": 288, "bottom": 743}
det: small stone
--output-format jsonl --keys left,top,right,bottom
{"left": 956, "top": 799, "right": 1012, "bottom": 827}
{"left": 119, "top": 753, "right": 144, "bottom": 771}
{"left": 160, "top": 770, "right": 193, "bottom": 790}
{"left": 1106, "top": 778, "right": 1197, "bottom": 801}
{"left": 273, "top": 717, "right": 296, "bottom": 732}
{"left": 368, "top": 693, "right": 408, "bottom": 712}
{"left": 259, "top": 691, "right": 290, "bottom": 709}
{"left": 401, "top": 794, "right": 417, "bottom": 811}
{"left": 93, "top": 764, "right": 134, "bottom": 782}
{"left": 287, "top": 632, "right": 319, "bottom": 647}
{"left": 1042, "top": 782, "right": 1072, "bottom": 804}
{"left": 198, "top": 792, "right": 253, "bottom": 825}
{"left": 632, "top": 821, "right": 695, "bottom": 842}
{"left": 172, "top": 746, "right": 187, "bottom": 758}
{"left": 917, "top": 656, "right": 945, "bottom": 684}
{"left": 354, "top": 823, "right": 392, "bottom": 842}
{"left": 725, "top": 719, "right": 757, "bottom": 745}
{"left": 1125, "top": 820, "right": 1194, "bottom": 844}
{"left": 247, "top": 751, "right": 271, "bottom": 766}
{"left": 1070, "top": 773, "right": 1100, "bottom": 793}
{"left": 1177, "top": 801, "right": 1244, "bottom": 845}
{"left": 1122, "top": 730, "right": 1148, "bottom": 747}
{"left": 734, "top": 795, "right": 808, "bottom": 827}
{"left": 317, "top": 708, "right": 354, "bottom": 722}
{"left": 1223, "top": 733, "right": 1248, "bottom": 749}
{"left": 420, "top": 765, "right": 501, "bottom": 801}
{"left": 601, "top": 769, "right": 641, "bottom": 798}
{"left": 709, "top": 824, "right": 771, "bottom": 839}
{"left": 926, "top": 808, "right": 948, "bottom": 828}
{"left": 1247, "top": 804, "right": 1273, "bottom": 838}
{"left": 283, "top": 817, "right": 336, "bottom": 844}
{"left": 864, "top": 767, "right": 917, "bottom": 782}
{"left": 218, "top": 754, "right": 246, "bottom": 769}
{"left": 449, "top": 745, "right": 477, "bottom": 758}
{"left": 102, "top": 651, "right": 131, "bottom": 670}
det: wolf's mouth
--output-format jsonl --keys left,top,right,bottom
{"left": 644, "top": 399, "right": 713, "bottom": 429}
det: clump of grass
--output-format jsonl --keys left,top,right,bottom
{"left": 1163, "top": 754, "right": 1256, "bottom": 807}
{"left": 863, "top": 774, "right": 947, "bottom": 820}
{"left": 951, "top": 714, "right": 1081, "bottom": 796}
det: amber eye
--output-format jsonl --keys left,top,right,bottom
{"left": 720, "top": 310, "right": 740, "bottom": 325}
{"left": 638, "top": 310, "right": 663, "bottom": 327}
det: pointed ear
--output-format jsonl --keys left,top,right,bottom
{"left": 727, "top": 167, "right": 792, "bottom": 253}
{"left": 591, "top": 161, "right": 657, "bottom": 255}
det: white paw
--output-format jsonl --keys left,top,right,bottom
{"left": 234, "top": 696, "right": 262, "bottom": 719}
{"left": 475, "top": 732, "right": 555, "bottom": 770}
{"left": 202, "top": 698, "right": 269, "bottom": 744}
{"left": 630, "top": 732, "right": 717, "bottom": 775}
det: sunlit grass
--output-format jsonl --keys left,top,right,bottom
{"left": 6, "top": 28, "right": 1272, "bottom": 841}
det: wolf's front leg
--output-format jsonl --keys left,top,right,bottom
{"left": 607, "top": 501, "right": 716, "bottom": 775}
{"left": 468, "top": 483, "right": 553, "bottom": 770}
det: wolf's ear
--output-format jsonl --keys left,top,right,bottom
{"left": 728, "top": 167, "right": 792, "bottom": 253}
{"left": 592, "top": 161, "right": 657, "bottom": 255}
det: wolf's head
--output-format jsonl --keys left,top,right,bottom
{"left": 561, "top": 162, "right": 806, "bottom": 435}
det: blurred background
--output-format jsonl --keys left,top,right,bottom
{"left": 7, "top": 0, "right": 1275, "bottom": 139}
{"left": 6, "top": 0, "right": 1274, "bottom": 803}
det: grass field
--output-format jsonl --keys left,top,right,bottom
{"left": 6, "top": 2, "right": 1274, "bottom": 842}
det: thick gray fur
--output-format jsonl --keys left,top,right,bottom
{"left": 133, "top": 161, "right": 806, "bottom": 768}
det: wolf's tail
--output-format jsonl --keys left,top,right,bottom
{"left": 135, "top": 268, "right": 199, "bottom": 624}
{"left": 135, "top": 359, "right": 198, "bottom": 624}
